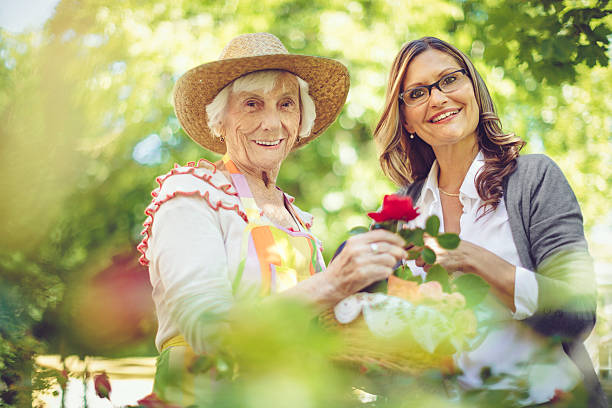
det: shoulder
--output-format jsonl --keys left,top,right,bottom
{"left": 137, "top": 159, "right": 247, "bottom": 266}
{"left": 506, "top": 154, "right": 568, "bottom": 190}
{"left": 155, "top": 159, "right": 237, "bottom": 199}
{"left": 511, "top": 154, "right": 566, "bottom": 180}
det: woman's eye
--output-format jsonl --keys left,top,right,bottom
{"left": 281, "top": 99, "right": 296, "bottom": 108}
{"left": 245, "top": 100, "right": 258, "bottom": 108}
{"left": 410, "top": 88, "right": 426, "bottom": 99}
{"left": 442, "top": 74, "right": 458, "bottom": 86}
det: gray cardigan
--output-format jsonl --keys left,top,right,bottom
{"left": 398, "top": 154, "right": 606, "bottom": 407}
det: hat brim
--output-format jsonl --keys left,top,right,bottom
{"left": 173, "top": 54, "right": 350, "bottom": 154}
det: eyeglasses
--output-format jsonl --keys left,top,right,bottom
{"left": 399, "top": 69, "right": 469, "bottom": 106}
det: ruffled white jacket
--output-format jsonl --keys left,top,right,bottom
{"left": 138, "top": 160, "right": 316, "bottom": 353}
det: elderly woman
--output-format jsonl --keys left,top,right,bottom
{"left": 374, "top": 37, "right": 606, "bottom": 407}
{"left": 137, "top": 33, "right": 406, "bottom": 406}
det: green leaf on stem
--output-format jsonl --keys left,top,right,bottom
{"left": 407, "top": 250, "right": 421, "bottom": 260}
{"left": 394, "top": 265, "right": 410, "bottom": 280}
{"left": 413, "top": 229, "right": 425, "bottom": 246}
{"left": 363, "top": 279, "right": 388, "bottom": 294}
{"left": 372, "top": 221, "right": 397, "bottom": 231}
{"left": 422, "top": 247, "right": 436, "bottom": 264}
{"left": 348, "top": 226, "right": 369, "bottom": 236}
{"left": 400, "top": 227, "right": 425, "bottom": 246}
{"left": 426, "top": 264, "right": 450, "bottom": 292}
{"left": 406, "top": 273, "right": 424, "bottom": 284}
{"left": 399, "top": 228, "right": 415, "bottom": 244}
{"left": 453, "top": 273, "right": 490, "bottom": 308}
{"left": 425, "top": 215, "right": 440, "bottom": 237}
{"left": 437, "top": 233, "right": 460, "bottom": 249}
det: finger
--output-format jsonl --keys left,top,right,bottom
{"left": 362, "top": 263, "right": 395, "bottom": 283}
{"left": 362, "top": 229, "right": 406, "bottom": 246}
{"left": 365, "top": 241, "right": 407, "bottom": 260}
{"left": 367, "top": 252, "right": 403, "bottom": 269}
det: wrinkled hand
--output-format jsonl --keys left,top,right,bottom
{"left": 325, "top": 230, "right": 407, "bottom": 297}
{"left": 414, "top": 235, "right": 474, "bottom": 274}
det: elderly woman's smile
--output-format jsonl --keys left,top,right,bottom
{"left": 222, "top": 72, "right": 301, "bottom": 175}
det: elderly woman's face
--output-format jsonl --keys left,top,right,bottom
{"left": 222, "top": 72, "right": 301, "bottom": 174}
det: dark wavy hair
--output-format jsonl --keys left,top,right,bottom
{"left": 374, "top": 36, "right": 525, "bottom": 215}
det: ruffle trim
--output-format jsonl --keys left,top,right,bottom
{"left": 137, "top": 159, "right": 248, "bottom": 266}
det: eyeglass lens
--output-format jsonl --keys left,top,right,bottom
{"left": 402, "top": 70, "right": 467, "bottom": 106}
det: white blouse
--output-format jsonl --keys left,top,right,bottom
{"left": 138, "top": 160, "right": 318, "bottom": 354}
{"left": 407, "top": 152, "right": 582, "bottom": 405}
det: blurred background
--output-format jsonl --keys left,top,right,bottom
{"left": 0, "top": 0, "right": 611, "bottom": 406}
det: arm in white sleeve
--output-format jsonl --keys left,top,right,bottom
{"left": 149, "top": 195, "right": 234, "bottom": 354}
{"left": 512, "top": 266, "right": 538, "bottom": 320}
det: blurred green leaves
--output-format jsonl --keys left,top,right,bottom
{"left": 0, "top": 0, "right": 610, "bottom": 405}
{"left": 453, "top": 0, "right": 611, "bottom": 85}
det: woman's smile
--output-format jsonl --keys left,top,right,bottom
{"left": 253, "top": 138, "right": 284, "bottom": 147}
{"left": 429, "top": 108, "right": 461, "bottom": 124}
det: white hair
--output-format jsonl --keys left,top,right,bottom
{"left": 206, "top": 70, "right": 316, "bottom": 140}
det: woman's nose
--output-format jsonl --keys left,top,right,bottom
{"left": 261, "top": 109, "right": 281, "bottom": 132}
{"left": 428, "top": 86, "right": 449, "bottom": 106}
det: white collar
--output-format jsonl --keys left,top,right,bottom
{"left": 420, "top": 151, "right": 485, "bottom": 204}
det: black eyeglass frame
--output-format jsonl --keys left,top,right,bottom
{"left": 398, "top": 68, "right": 469, "bottom": 106}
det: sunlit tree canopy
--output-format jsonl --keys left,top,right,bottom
{"left": 0, "top": 0, "right": 610, "bottom": 405}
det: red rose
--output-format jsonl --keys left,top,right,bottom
{"left": 367, "top": 195, "right": 419, "bottom": 223}
{"left": 93, "top": 372, "right": 111, "bottom": 400}
{"left": 58, "top": 369, "right": 68, "bottom": 390}
{"left": 137, "top": 393, "right": 181, "bottom": 408}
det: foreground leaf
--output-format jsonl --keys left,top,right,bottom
{"left": 436, "top": 233, "right": 460, "bottom": 249}
{"left": 453, "top": 273, "right": 490, "bottom": 308}
{"left": 422, "top": 247, "right": 436, "bottom": 264}
{"left": 425, "top": 264, "right": 450, "bottom": 292}
{"left": 425, "top": 215, "right": 440, "bottom": 237}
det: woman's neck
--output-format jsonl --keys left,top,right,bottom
{"left": 218, "top": 158, "right": 281, "bottom": 198}
{"left": 433, "top": 140, "right": 479, "bottom": 192}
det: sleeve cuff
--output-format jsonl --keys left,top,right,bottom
{"left": 512, "top": 266, "right": 539, "bottom": 320}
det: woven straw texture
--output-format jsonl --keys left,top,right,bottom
{"left": 319, "top": 308, "right": 455, "bottom": 375}
{"left": 173, "top": 33, "right": 350, "bottom": 154}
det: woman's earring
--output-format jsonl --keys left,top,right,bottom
{"left": 409, "top": 133, "right": 415, "bottom": 140}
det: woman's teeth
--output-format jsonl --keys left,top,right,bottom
{"left": 255, "top": 140, "right": 281, "bottom": 146}
{"left": 431, "top": 110, "right": 458, "bottom": 123}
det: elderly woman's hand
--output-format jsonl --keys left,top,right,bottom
{"left": 325, "top": 230, "right": 407, "bottom": 298}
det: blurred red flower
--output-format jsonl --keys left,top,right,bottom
{"left": 137, "top": 393, "right": 181, "bottom": 408}
{"left": 367, "top": 195, "right": 419, "bottom": 223}
{"left": 58, "top": 369, "right": 68, "bottom": 390}
{"left": 93, "top": 372, "right": 111, "bottom": 400}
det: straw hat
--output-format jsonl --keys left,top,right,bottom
{"left": 173, "top": 32, "right": 350, "bottom": 154}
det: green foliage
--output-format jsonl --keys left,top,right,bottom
{"left": 453, "top": 274, "right": 491, "bottom": 308}
{"left": 453, "top": 0, "right": 611, "bottom": 85}
{"left": 425, "top": 264, "right": 451, "bottom": 292}
{"left": 437, "top": 233, "right": 460, "bottom": 250}
{"left": 425, "top": 215, "right": 440, "bottom": 237}
{"left": 421, "top": 247, "right": 437, "bottom": 265}
{"left": 0, "top": 0, "right": 610, "bottom": 404}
